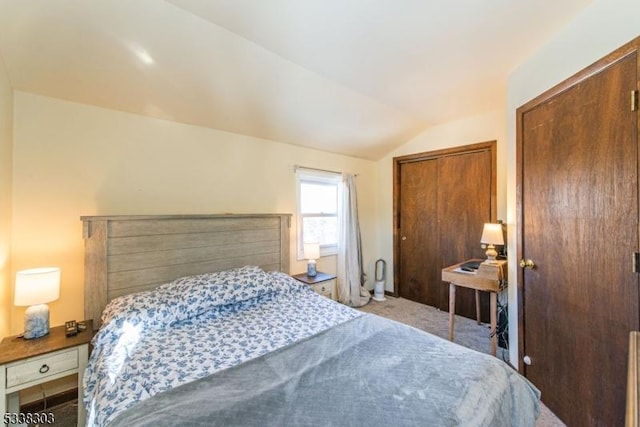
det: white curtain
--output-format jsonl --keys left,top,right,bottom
{"left": 337, "top": 173, "right": 370, "bottom": 307}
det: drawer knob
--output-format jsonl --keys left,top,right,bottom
{"left": 39, "top": 364, "right": 50, "bottom": 374}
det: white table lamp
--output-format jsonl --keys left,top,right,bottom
{"left": 480, "top": 223, "right": 504, "bottom": 261}
{"left": 14, "top": 267, "right": 61, "bottom": 339}
{"left": 303, "top": 243, "right": 320, "bottom": 277}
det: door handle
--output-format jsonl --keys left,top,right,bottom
{"left": 519, "top": 259, "right": 535, "bottom": 269}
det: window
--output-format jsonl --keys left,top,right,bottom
{"left": 296, "top": 169, "right": 341, "bottom": 259}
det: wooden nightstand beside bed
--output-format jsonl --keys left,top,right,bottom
{"left": 0, "top": 320, "right": 93, "bottom": 427}
{"left": 291, "top": 271, "right": 336, "bottom": 300}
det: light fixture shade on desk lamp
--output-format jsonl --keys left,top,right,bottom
{"left": 480, "top": 223, "right": 504, "bottom": 261}
{"left": 14, "top": 267, "right": 61, "bottom": 339}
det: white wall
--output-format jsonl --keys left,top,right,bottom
{"left": 10, "top": 91, "right": 379, "bottom": 335}
{"left": 506, "top": 0, "right": 640, "bottom": 365}
{"left": 0, "top": 58, "right": 12, "bottom": 337}
{"left": 375, "top": 108, "right": 508, "bottom": 293}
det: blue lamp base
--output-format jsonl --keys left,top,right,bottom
{"left": 307, "top": 260, "right": 317, "bottom": 277}
{"left": 23, "top": 304, "right": 50, "bottom": 339}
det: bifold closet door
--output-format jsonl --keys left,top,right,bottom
{"left": 437, "top": 151, "right": 493, "bottom": 320}
{"left": 398, "top": 159, "right": 440, "bottom": 307}
{"left": 396, "top": 143, "right": 495, "bottom": 320}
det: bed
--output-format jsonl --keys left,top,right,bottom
{"left": 81, "top": 214, "right": 540, "bottom": 426}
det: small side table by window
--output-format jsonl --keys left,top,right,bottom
{"left": 0, "top": 320, "right": 93, "bottom": 427}
{"left": 292, "top": 272, "right": 337, "bottom": 300}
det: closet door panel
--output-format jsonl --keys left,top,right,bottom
{"left": 398, "top": 159, "right": 439, "bottom": 306}
{"left": 438, "top": 151, "right": 493, "bottom": 319}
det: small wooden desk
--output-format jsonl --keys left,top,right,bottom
{"left": 442, "top": 259, "right": 507, "bottom": 356}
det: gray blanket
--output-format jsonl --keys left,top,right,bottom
{"left": 109, "top": 314, "right": 540, "bottom": 426}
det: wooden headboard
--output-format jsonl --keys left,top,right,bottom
{"left": 81, "top": 214, "right": 291, "bottom": 329}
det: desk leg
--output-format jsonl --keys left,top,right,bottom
{"left": 490, "top": 291, "right": 497, "bottom": 356}
{"left": 448, "top": 283, "right": 456, "bottom": 342}
{"left": 475, "top": 290, "right": 481, "bottom": 325}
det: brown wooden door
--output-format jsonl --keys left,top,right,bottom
{"left": 398, "top": 159, "right": 440, "bottom": 306}
{"left": 438, "top": 151, "right": 493, "bottom": 317}
{"left": 395, "top": 142, "right": 496, "bottom": 320}
{"left": 519, "top": 50, "right": 639, "bottom": 426}
{"left": 438, "top": 150, "right": 492, "bottom": 276}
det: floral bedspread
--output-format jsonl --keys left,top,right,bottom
{"left": 83, "top": 266, "right": 360, "bottom": 427}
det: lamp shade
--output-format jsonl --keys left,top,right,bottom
{"left": 14, "top": 267, "right": 61, "bottom": 306}
{"left": 303, "top": 242, "right": 320, "bottom": 260}
{"left": 480, "top": 223, "right": 504, "bottom": 245}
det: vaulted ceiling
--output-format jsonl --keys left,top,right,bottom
{"left": 0, "top": 0, "right": 592, "bottom": 159}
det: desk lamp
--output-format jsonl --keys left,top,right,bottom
{"left": 14, "top": 267, "right": 61, "bottom": 339}
{"left": 480, "top": 223, "right": 504, "bottom": 262}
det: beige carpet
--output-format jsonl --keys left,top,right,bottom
{"left": 357, "top": 296, "right": 566, "bottom": 427}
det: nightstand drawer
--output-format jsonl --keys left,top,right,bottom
{"left": 312, "top": 280, "right": 334, "bottom": 299}
{"left": 312, "top": 282, "right": 332, "bottom": 295}
{"left": 6, "top": 348, "right": 78, "bottom": 388}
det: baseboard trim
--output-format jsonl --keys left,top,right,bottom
{"left": 20, "top": 388, "right": 77, "bottom": 413}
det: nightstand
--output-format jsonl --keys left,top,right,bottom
{"left": 292, "top": 272, "right": 337, "bottom": 300}
{"left": 0, "top": 320, "right": 93, "bottom": 427}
